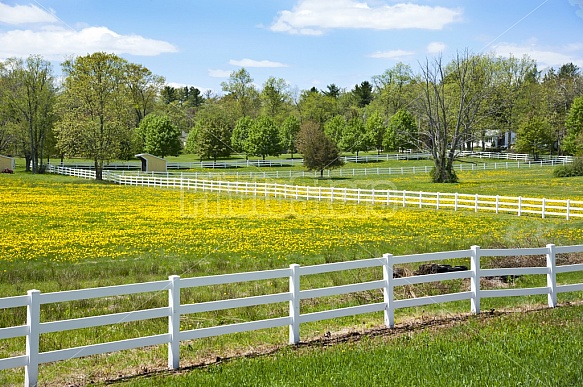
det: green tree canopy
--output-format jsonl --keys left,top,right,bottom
{"left": 221, "top": 68, "right": 259, "bottom": 118}
{"left": 0, "top": 55, "right": 56, "bottom": 173}
{"left": 296, "top": 121, "right": 344, "bottom": 177}
{"left": 244, "top": 115, "right": 281, "bottom": 160}
{"left": 340, "top": 117, "right": 369, "bottom": 156}
{"left": 324, "top": 115, "right": 346, "bottom": 145}
{"left": 56, "top": 52, "right": 133, "bottom": 180}
{"left": 279, "top": 115, "right": 301, "bottom": 158}
{"left": 137, "top": 114, "right": 181, "bottom": 158}
{"left": 186, "top": 104, "right": 232, "bottom": 161}
{"left": 563, "top": 95, "right": 583, "bottom": 155}
{"left": 365, "top": 111, "right": 386, "bottom": 154}
{"left": 231, "top": 116, "right": 253, "bottom": 156}
{"left": 386, "top": 109, "right": 417, "bottom": 151}
{"left": 515, "top": 116, "right": 553, "bottom": 159}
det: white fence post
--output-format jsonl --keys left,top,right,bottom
{"left": 383, "top": 254, "right": 394, "bottom": 328}
{"left": 567, "top": 199, "right": 571, "bottom": 220}
{"left": 470, "top": 246, "right": 481, "bottom": 314}
{"left": 168, "top": 275, "right": 181, "bottom": 370}
{"left": 25, "top": 289, "right": 40, "bottom": 387}
{"left": 518, "top": 196, "right": 522, "bottom": 216}
{"left": 546, "top": 244, "right": 557, "bottom": 308}
{"left": 289, "top": 264, "right": 300, "bottom": 344}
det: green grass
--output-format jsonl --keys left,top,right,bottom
{"left": 116, "top": 304, "right": 583, "bottom": 387}
{"left": 1, "top": 162, "right": 583, "bottom": 386}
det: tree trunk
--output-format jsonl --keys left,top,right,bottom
{"left": 95, "top": 160, "right": 103, "bottom": 180}
{"left": 25, "top": 154, "right": 32, "bottom": 172}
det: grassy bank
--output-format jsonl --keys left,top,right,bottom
{"left": 117, "top": 304, "right": 583, "bottom": 387}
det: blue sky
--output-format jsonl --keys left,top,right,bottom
{"left": 1, "top": 0, "right": 583, "bottom": 95}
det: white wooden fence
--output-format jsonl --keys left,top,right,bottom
{"left": 111, "top": 174, "right": 582, "bottom": 220}
{"left": 48, "top": 152, "right": 574, "bottom": 171}
{"left": 123, "top": 158, "right": 570, "bottom": 180}
{"left": 46, "top": 165, "right": 583, "bottom": 220}
{"left": 1, "top": 244, "right": 583, "bottom": 386}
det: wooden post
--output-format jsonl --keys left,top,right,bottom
{"left": 289, "top": 264, "right": 300, "bottom": 344}
{"left": 567, "top": 199, "right": 570, "bottom": 220}
{"left": 25, "top": 289, "right": 40, "bottom": 387}
{"left": 546, "top": 244, "right": 557, "bottom": 308}
{"left": 383, "top": 254, "right": 394, "bottom": 328}
{"left": 168, "top": 275, "right": 181, "bottom": 370}
{"left": 470, "top": 246, "right": 481, "bottom": 314}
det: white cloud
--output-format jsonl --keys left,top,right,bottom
{"left": 369, "top": 49, "right": 414, "bottom": 59}
{"left": 270, "top": 0, "right": 462, "bottom": 35}
{"left": 0, "top": 26, "right": 177, "bottom": 59}
{"left": 493, "top": 42, "right": 583, "bottom": 70}
{"left": 427, "top": 42, "right": 446, "bottom": 54}
{"left": 0, "top": 3, "right": 57, "bottom": 24}
{"left": 0, "top": 3, "right": 177, "bottom": 59}
{"left": 569, "top": 0, "right": 583, "bottom": 18}
{"left": 229, "top": 58, "right": 288, "bottom": 68}
{"left": 208, "top": 69, "right": 232, "bottom": 78}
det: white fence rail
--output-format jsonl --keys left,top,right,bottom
{"left": 118, "top": 158, "right": 570, "bottom": 180}
{"left": 1, "top": 244, "right": 583, "bottom": 386}
{"left": 49, "top": 152, "right": 574, "bottom": 171}
{"left": 47, "top": 165, "right": 583, "bottom": 220}
{"left": 107, "top": 173, "right": 583, "bottom": 220}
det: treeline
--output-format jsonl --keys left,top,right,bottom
{"left": 1, "top": 51, "right": 582, "bottom": 181}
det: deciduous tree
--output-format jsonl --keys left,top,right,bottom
{"left": 137, "top": 114, "right": 181, "bottom": 158}
{"left": 244, "top": 115, "right": 281, "bottom": 160}
{"left": 221, "top": 68, "right": 259, "bottom": 118}
{"left": 386, "top": 109, "right": 417, "bottom": 151}
{"left": 0, "top": 55, "right": 56, "bottom": 173}
{"left": 515, "top": 116, "right": 553, "bottom": 159}
{"left": 366, "top": 111, "right": 386, "bottom": 154}
{"left": 279, "top": 115, "right": 300, "bottom": 158}
{"left": 340, "top": 117, "right": 368, "bottom": 156}
{"left": 562, "top": 95, "right": 583, "bottom": 155}
{"left": 56, "top": 52, "right": 133, "bottom": 180}
{"left": 186, "top": 104, "right": 233, "bottom": 161}
{"left": 296, "top": 121, "right": 344, "bottom": 177}
{"left": 416, "top": 52, "right": 494, "bottom": 182}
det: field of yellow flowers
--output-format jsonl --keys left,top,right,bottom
{"left": 1, "top": 171, "right": 583, "bottom": 296}
{"left": 2, "top": 170, "right": 583, "bottom": 386}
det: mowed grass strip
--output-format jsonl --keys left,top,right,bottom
{"left": 116, "top": 304, "right": 583, "bottom": 387}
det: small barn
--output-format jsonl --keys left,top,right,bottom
{"left": 135, "top": 153, "right": 167, "bottom": 173}
{"left": 0, "top": 155, "right": 15, "bottom": 172}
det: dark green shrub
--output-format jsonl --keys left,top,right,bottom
{"left": 553, "top": 157, "right": 583, "bottom": 177}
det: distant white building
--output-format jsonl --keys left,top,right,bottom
{"left": 473, "top": 130, "right": 516, "bottom": 150}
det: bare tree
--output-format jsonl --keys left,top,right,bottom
{"left": 416, "top": 51, "right": 494, "bottom": 182}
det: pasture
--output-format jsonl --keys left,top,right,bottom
{"left": 1, "top": 162, "right": 583, "bottom": 385}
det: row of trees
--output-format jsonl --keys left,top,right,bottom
{"left": 1, "top": 51, "right": 583, "bottom": 182}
